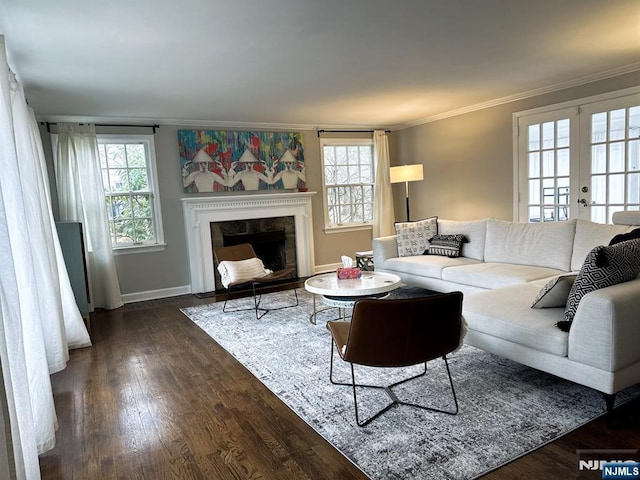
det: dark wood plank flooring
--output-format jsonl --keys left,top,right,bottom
{"left": 40, "top": 293, "right": 640, "bottom": 480}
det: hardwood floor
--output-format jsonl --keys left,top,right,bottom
{"left": 40, "top": 293, "right": 640, "bottom": 480}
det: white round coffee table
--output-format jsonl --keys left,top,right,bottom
{"left": 304, "top": 271, "right": 402, "bottom": 324}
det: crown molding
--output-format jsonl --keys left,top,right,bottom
{"left": 396, "top": 62, "right": 640, "bottom": 130}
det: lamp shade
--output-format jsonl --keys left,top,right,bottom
{"left": 389, "top": 164, "right": 424, "bottom": 183}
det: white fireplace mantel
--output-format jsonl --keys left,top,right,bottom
{"left": 182, "top": 192, "right": 316, "bottom": 293}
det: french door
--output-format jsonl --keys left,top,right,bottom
{"left": 516, "top": 90, "right": 640, "bottom": 223}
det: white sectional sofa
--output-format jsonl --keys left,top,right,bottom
{"left": 372, "top": 214, "right": 640, "bottom": 413}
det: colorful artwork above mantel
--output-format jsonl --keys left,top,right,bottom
{"left": 178, "top": 129, "right": 305, "bottom": 193}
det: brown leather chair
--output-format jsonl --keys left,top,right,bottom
{"left": 214, "top": 243, "right": 298, "bottom": 319}
{"left": 326, "top": 292, "right": 463, "bottom": 426}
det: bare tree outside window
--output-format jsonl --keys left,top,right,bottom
{"left": 321, "top": 140, "right": 374, "bottom": 228}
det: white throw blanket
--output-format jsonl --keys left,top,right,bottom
{"left": 217, "top": 258, "right": 273, "bottom": 288}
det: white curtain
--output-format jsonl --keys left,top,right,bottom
{"left": 372, "top": 130, "right": 395, "bottom": 238}
{"left": 1, "top": 35, "right": 91, "bottom": 479}
{"left": 55, "top": 124, "right": 123, "bottom": 310}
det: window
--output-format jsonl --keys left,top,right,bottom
{"left": 319, "top": 138, "right": 374, "bottom": 231}
{"left": 97, "top": 135, "right": 164, "bottom": 252}
{"left": 515, "top": 87, "right": 640, "bottom": 224}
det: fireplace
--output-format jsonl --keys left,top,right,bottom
{"left": 211, "top": 216, "right": 296, "bottom": 291}
{"left": 182, "top": 192, "right": 315, "bottom": 293}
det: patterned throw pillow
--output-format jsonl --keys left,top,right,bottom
{"left": 531, "top": 274, "right": 577, "bottom": 308}
{"left": 609, "top": 227, "right": 640, "bottom": 246}
{"left": 424, "top": 234, "right": 467, "bottom": 258}
{"left": 395, "top": 216, "right": 438, "bottom": 257}
{"left": 558, "top": 239, "right": 640, "bottom": 331}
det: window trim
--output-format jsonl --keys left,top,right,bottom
{"left": 97, "top": 134, "right": 165, "bottom": 253}
{"left": 318, "top": 137, "right": 375, "bottom": 232}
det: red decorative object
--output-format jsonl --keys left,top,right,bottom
{"left": 337, "top": 267, "right": 362, "bottom": 279}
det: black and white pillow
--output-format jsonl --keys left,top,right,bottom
{"left": 395, "top": 216, "right": 438, "bottom": 257}
{"left": 424, "top": 234, "right": 467, "bottom": 258}
{"left": 558, "top": 239, "right": 640, "bottom": 331}
{"left": 531, "top": 274, "right": 577, "bottom": 308}
{"left": 609, "top": 227, "right": 640, "bottom": 246}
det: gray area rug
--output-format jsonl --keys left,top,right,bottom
{"left": 181, "top": 288, "right": 638, "bottom": 479}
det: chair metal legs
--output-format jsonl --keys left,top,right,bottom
{"left": 222, "top": 275, "right": 299, "bottom": 319}
{"left": 329, "top": 340, "right": 459, "bottom": 427}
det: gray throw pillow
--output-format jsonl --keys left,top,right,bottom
{"left": 424, "top": 234, "right": 467, "bottom": 258}
{"left": 531, "top": 274, "right": 577, "bottom": 309}
{"left": 559, "top": 239, "right": 640, "bottom": 331}
{"left": 395, "top": 216, "right": 438, "bottom": 257}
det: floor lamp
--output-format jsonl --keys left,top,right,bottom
{"left": 390, "top": 164, "right": 424, "bottom": 221}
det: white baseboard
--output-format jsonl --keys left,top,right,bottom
{"left": 122, "top": 266, "right": 340, "bottom": 303}
{"left": 122, "top": 285, "right": 192, "bottom": 304}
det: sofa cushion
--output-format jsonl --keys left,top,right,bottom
{"left": 484, "top": 219, "right": 576, "bottom": 271}
{"left": 442, "top": 262, "right": 565, "bottom": 289}
{"left": 437, "top": 219, "right": 487, "bottom": 261}
{"left": 463, "top": 283, "right": 569, "bottom": 356}
{"left": 395, "top": 216, "right": 438, "bottom": 257}
{"left": 384, "top": 255, "right": 480, "bottom": 279}
{"left": 424, "top": 234, "right": 467, "bottom": 258}
{"left": 531, "top": 274, "right": 577, "bottom": 308}
{"left": 570, "top": 219, "right": 632, "bottom": 271}
{"left": 562, "top": 239, "right": 640, "bottom": 330}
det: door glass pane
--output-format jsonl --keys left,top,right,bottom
{"left": 628, "top": 173, "right": 640, "bottom": 203}
{"left": 629, "top": 140, "right": 640, "bottom": 171}
{"left": 528, "top": 125, "right": 540, "bottom": 150}
{"left": 557, "top": 149, "right": 570, "bottom": 176}
{"left": 543, "top": 178, "right": 555, "bottom": 204}
{"left": 528, "top": 152, "right": 540, "bottom": 177}
{"left": 609, "top": 143, "right": 625, "bottom": 172}
{"left": 609, "top": 174, "right": 625, "bottom": 203}
{"left": 528, "top": 179, "right": 540, "bottom": 204}
{"left": 529, "top": 206, "right": 541, "bottom": 223}
{"left": 543, "top": 207, "right": 555, "bottom": 221}
{"left": 630, "top": 107, "right": 640, "bottom": 138}
{"left": 542, "top": 122, "right": 554, "bottom": 149}
{"left": 609, "top": 109, "right": 626, "bottom": 141}
{"left": 591, "top": 144, "right": 607, "bottom": 173}
{"left": 591, "top": 206, "right": 607, "bottom": 224}
{"left": 592, "top": 175, "right": 606, "bottom": 204}
{"left": 557, "top": 119, "right": 569, "bottom": 148}
{"left": 542, "top": 151, "right": 554, "bottom": 177}
{"left": 592, "top": 112, "right": 607, "bottom": 143}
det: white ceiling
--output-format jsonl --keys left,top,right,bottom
{"left": 1, "top": 0, "right": 639, "bottom": 130}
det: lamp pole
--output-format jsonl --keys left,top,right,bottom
{"left": 404, "top": 181, "right": 411, "bottom": 221}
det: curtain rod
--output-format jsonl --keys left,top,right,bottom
{"left": 43, "top": 122, "right": 159, "bottom": 134}
{"left": 316, "top": 129, "right": 391, "bottom": 137}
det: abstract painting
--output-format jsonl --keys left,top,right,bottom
{"left": 178, "top": 130, "right": 305, "bottom": 193}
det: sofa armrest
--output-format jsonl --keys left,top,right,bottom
{"left": 372, "top": 235, "right": 398, "bottom": 271}
{"left": 568, "top": 278, "right": 640, "bottom": 372}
